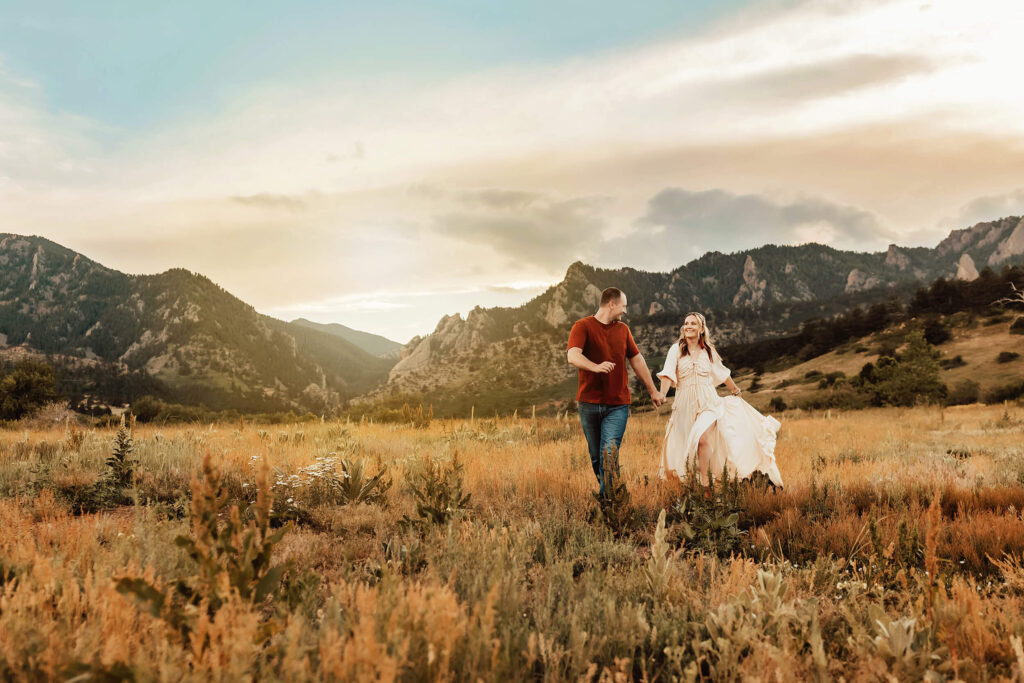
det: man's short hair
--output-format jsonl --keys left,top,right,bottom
{"left": 600, "top": 287, "right": 624, "bottom": 306}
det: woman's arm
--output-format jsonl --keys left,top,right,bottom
{"left": 709, "top": 346, "right": 736, "bottom": 391}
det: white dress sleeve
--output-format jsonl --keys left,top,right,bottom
{"left": 657, "top": 343, "right": 680, "bottom": 386}
{"left": 710, "top": 348, "right": 731, "bottom": 386}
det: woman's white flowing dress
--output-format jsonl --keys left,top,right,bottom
{"left": 658, "top": 343, "right": 783, "bottom": 486}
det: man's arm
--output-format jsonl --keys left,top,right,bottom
{"left": 628, "top": 353, "right": 665, "bottom": 407}
{"left": 567, "top": 347, "right": 615, "bottom": 374}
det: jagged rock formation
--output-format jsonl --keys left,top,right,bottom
{"left": 956, "top": 254, "right": 979, "bottom": 281}
{"left": 0, "top": 234, "right": 394, "bottom": 412}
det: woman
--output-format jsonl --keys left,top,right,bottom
{"left": 657, "top": 312, "right": 783, "bottom": 494}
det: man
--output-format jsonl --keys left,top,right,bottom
{"left": 567, "top": 287, "right": 664, "bottom": 496}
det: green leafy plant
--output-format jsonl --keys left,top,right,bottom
{"left": 668, "top": 464, "right": 746, "bottom": 557}
{"left": 867, "top": 605, "right": 951, "bottom": 679}
{"left": 105, "top": 417, "right": 137, "bottom": 492}
{"left": 643, "top": 509, "right": 676, "bottom": 598}
{"left": 63, "top": 416, "right": 85, "bottom": 453}
{"left": 404, "top": 453, "right": 472, "bottom": 526}
{"left": 116, "top": 453, "right": 292, "bottom": 643}
{"left": 590, "top": 446, "right": 636, "bottom": 537}
{"left": 335, "top": 456, "right": 392, "bottom": 505}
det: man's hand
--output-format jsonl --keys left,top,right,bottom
{"left": 650, "top": 391, "right": 665, "bottom": 408}
{"left": 568, "top": 347, "right": 615, "bottom": 374}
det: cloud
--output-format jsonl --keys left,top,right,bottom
{"left": 695, "top": 52, "right": 940, "bottom": 106}
{"left": 458, "top": 189, "right": 543, "bottom": 211}
{"left": 433, "top": 194, "right": 611, "bottom": 269}
{"left": 949, "top": 188, "right": 1024, "bottom": 227}
{"left": 0, "top": 60, "right": 102, "bottom": 189}
{"left": 485, "top": 282, "right": 548, "bottom": 294}
{"left": 230, "top": 193, "right": 309, "bottom": 211}
{"left": 607, "top": 187, "right": 892, "bottom": 267}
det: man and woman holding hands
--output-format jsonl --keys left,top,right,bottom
{"left": 567, "top": 287, "right": 784, "bottom": 497}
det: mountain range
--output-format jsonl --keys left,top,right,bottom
{"left": 373, "top": 216, "right": 1024, "bottom": 412}
{"left": 2, "top": 215, "right": 1022, "bottom": 416}
{"left": 290, "top": 318, "right": 403, "bottom": 358}
{"left": 0, "top": 233, "right": 395, "bottom": 413}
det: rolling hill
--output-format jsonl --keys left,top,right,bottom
{"left": 0, "top": 234, "right": 395, "bottom": 413}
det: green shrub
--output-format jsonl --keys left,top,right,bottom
{"left": 335, "top": 456, "right": 392, "bottom": 505}
{"left": 870, "top": 331, "right": 947, "bottom": 406}
{"left": 946, "top": 380, "right": 980, "bottom": 406}
{"left": 404, "top": 453, "right": 472, "bottom": 526}
{"left": 591, "top": 447, "right": 635, "bottom": 537}
{"left": 116, "top": 454, "right": 292, "bottom": 643}
{"left": 922, "top": 317, "right": 952, "bottom": 345}
{"left": 983, "top": 380, "right": 1024, "bottom": 404}
{"left": 643, "top": 509, "right": 676, "bottom": 598}
{"left": 0, "top": 359, "right": 58, "bottom": 421}
{"left": 667, "top": 465, "right": 746, "bottom": 557}
{"left": 939, "top": 354, "right": 966, "bottom": 369}
{"left": 104, "top": 418, "right": 137, "bottom": 492}
{"left": 817, "top": 371, "right": 846, "bottom": 389}
{"left": 996, "top": 351, "right": 1020, "bottom": 364}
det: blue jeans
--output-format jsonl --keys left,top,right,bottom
{"left": 577, "top": 402, "right": 629, "bottom": 496}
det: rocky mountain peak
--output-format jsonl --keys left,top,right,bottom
{"left": 989, "top": 217, "right": 1024, "bottom": 266}
{"left": 885, "top": 244, "right": 910, "bottom": 270}
{"left": 731, "top": 255, "right": 768, "bottom": 307}
{"left": 936, "top": 216, "right": 1020, "bottom": 257}
{"left": 955, "top": 253, "right": 979, "bottom": 281}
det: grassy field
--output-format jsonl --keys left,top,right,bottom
{"left": 2, "top": 403, "right": 1024, "bottom": 681}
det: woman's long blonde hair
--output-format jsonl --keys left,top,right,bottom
{"left": 678, "top": 312, "right": 715, "bottom": 361}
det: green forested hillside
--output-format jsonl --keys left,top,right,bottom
{"left": 0, "top": 234, "right": 394, "bottom": 414}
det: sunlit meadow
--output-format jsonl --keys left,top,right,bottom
{"left": 2, "top": 403, "right": 1024, "bottom": 681}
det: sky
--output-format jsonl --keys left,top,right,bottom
{"left": 2, "top": 0, "right": 1024, "bottom": 342}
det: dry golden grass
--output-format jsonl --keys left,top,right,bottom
{"left": 0, "top": 403, "right": 1023, "bottom": 680}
